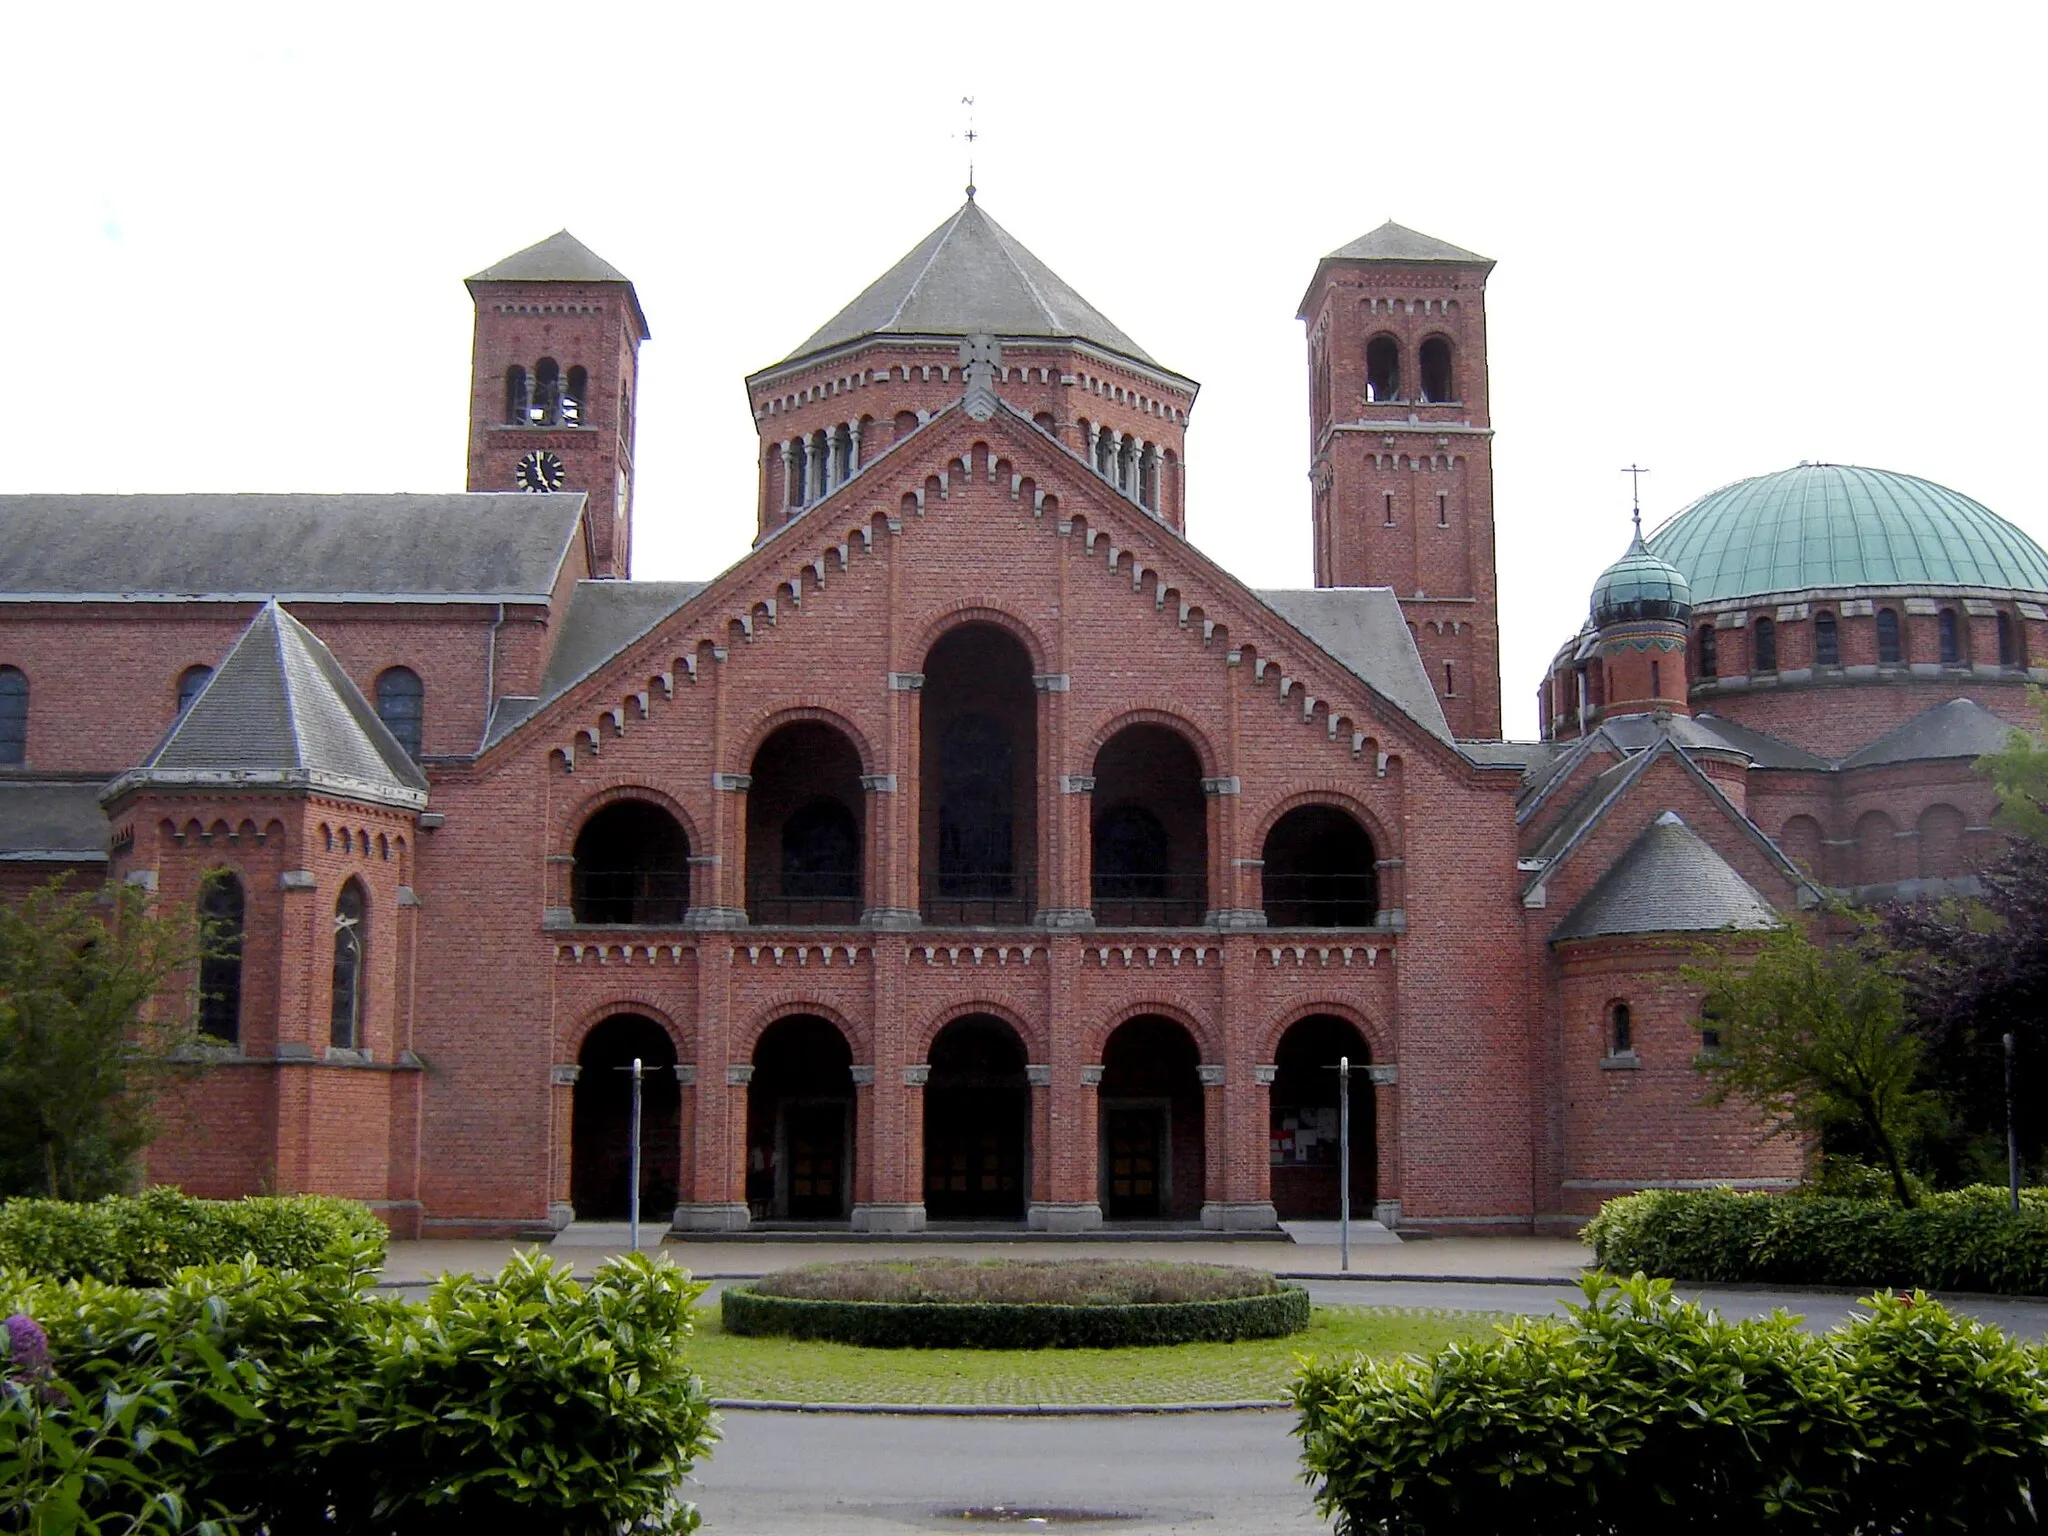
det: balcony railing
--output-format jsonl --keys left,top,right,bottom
{"left": 747, "top": 893, "right": 863, "bottom": 926}
{"left": 1261, "top": 873, "right": 1380, "bottom": 929}
{"left": 1092, "top": 872, "right": 1207, "bottom": 928}
{"left": 570, "top": 869, "right": 689, "bottom": 926}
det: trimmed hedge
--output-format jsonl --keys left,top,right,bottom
{"left": 749, "top": 1256, "right": 1281, "bottom": 1306}
{"left": 1, "top": 1245, "right": 715, "bottom": 1534}
{"left": 0, "top": 1187, "right": 387, "bottom": 1282}
{"left": 1295, "top": 1273, "right": 2048, "bottom": 1535}
{"left": 721, "top": 1281, "right": 1310, "bottom": 1348}
{"left": 1585, "top": 1185, "right": 2048, "bottom": 1294}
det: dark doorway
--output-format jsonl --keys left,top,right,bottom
{"left": 1268, "top": 1015, "right": 1375, "bottom": 1220}
{"left": 923, "top": 1015, "right": 1029, "bottom": 1221}
{"left": 921, "top": 624, "right": 1039, "bottom": 924}
{"left": 747, "top": 720, "right": 865, "bottom": 924}
{"left": 1262, "top": 805, "right": 1378, "bottom": 926}
{"left": 571, "top": 1014, "right": 681, "bottom": 1220}
{"left": 746, "top": 1015, "right": 855, "bottom": 1222}
{"left": 1098, "top": 1015, "right": 1205, "bottom": 1221}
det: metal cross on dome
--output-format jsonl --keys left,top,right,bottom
{"left": 1621, "top": 463, "right": 1650, "bottom": 538}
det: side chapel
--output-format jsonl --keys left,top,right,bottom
{"left": 4, "top": 199, "right": 2041, "bottom": 1234}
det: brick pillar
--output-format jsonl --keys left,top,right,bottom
{"left": 1032, "top": 936, "right": 1101, "bottom": 1230}
{"left": 547, "top": 1064, "right": 577, "bottom": 1227}
{"left": 1026, "top": 1062, "right": 1052, "bottom": 1206}
{"left": 1370, "top": 1066, "right": 1402, "bottom": 1226}
{"left": 674, "top": 941, "right": 748, "bottom": 1230}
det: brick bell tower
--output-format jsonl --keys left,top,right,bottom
{"left": 466, "top": 231, "right": 650, "bottom": 579}
{"left": 1299, "top": 222, "right": 1501, "bottom": 738}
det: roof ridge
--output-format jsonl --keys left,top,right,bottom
{"left": 267, "top": 604, "right": 304, "bottom": 767}
{"left": 981, "top": 210, "right": 1064, "bottom": 334}
{"left": 880, "top": 204, "right": 972, "bottom": 333}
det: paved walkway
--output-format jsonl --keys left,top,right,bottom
{"left": 379, "top": 1231, "right": 1596, "bottom": 1284}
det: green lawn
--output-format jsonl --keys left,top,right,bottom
{"left": 686, "top": 1303, "right": 1500, "bottom": 1405}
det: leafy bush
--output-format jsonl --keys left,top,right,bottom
{"left": 1294, "top": 1273, "right": 2048, "bottom": 1535}
{"left": 0, "top": 1187, "right": 387, "bottom": 1282}
{"left": 1584, "top": 1186, "right": 2048, "bottom": 1293}
{"left": 750, "top": 1257, "right": 1282, "bottom": 1305}
{"left": 722, "top": 1281, "right": 1309, "bottom": 1349}
{"left": 0, "top": 1246, "right": 715, "bottom": 1534}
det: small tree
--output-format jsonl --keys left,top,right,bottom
{"left": 1979, "top": 690, "right": 2048, "bottom": 842}
{"left": 0, "top": 877, "right": 202, "bottom": 1199}
{"left": 1686, "top": 921, "right": 1941, "bottom": 1206}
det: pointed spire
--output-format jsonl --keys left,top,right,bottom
{"left": 1323, "top": 220, "right": 1492, "bottom": 265}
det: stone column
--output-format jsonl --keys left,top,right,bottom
{"left": 801, "top": 436, "right": 819, "bottom": 504}
{"left": 848, "top": 417, "right": 862, "bottom": 476}
{"left": 780, "top": 440, "right": 797, "bottom": 512}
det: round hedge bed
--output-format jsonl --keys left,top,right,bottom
{"left": 719, "top": 1258, "right": 1311, "bottom": 1349}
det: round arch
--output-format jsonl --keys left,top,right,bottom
{"left": 1257, "top": 1000, "right": 1390, "bottom": 1065}
{"left": 1248, "top": 787, "right": 1397, "bottom": 860}
{"left": 923, "top": 1012, "right": 1031, "bottom": 1222}
{"left": 1098, "top": 1012, "right": 1206, "bottom": 1222}
{"left": 568, "top": 794, "right": 693, "bottom": 925}
{"left": 1087, "top": 999, "right": 1220, "bottom": 1066}
{"left": 556, "top": 782, "right": 703, "bottom": 863}
{"left": 733, "top": 703, "right": 877, "bottom": 779}
{"left": 921, "top": 618, "right": 1041, "bottom": 925}
{"left": 734, "top": 999, "right": 870, "bottom": 1067}
{"left": 912, "top": 998, "right": 1046, "bottom": 1064}
{"left": 746, "top": 717, "right": 867, "bottom": 925}
{"left": 571, "top": 1012, "right": 681, "bottom": 1221}
{"left": 560, "top": 998, "right": 690, "bottom": 1065}
{"left": 1081, "top": 706, "right": 1220, "bottom": 778}
{"left": 909, "top": 604, "right": 1052, "bottom": 676}
{"left": 1267, "top": 1013, "right": 1377, "bottom": 1220}
{"left": 747, "top": 1011, "right": 858, "bottom": 1222}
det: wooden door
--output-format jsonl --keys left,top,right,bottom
{"left": 1103, "top": 1104, "right": 1166, "bottom": 1218}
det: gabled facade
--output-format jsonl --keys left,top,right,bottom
{"left": 7, "top": 202, "right": 2026, "bottom": 1236}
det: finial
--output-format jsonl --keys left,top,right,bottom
{"left": 1621, "top": 464, "right": 1649, "bottom": 547}
{"left": 960, "top": 96, "right": 978, "bottom": 201}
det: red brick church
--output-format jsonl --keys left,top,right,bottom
{"left": 4, "top": 203, "right": 2039, "bottom": 1235}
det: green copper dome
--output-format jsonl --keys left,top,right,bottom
{"left": 1591, "top": 528, "right": 1692, "bottom": 626}
{"left": 1645, "top": 464, "right": 2048, "bottom": 605}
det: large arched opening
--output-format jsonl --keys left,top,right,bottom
{"left": 1090, "top": 723, "right": 1207, "bottom": 927}
{"left": 920, "top": 623, "right": 1039, "bottom": 924}
{"left": 746, "top": 1015, "right": 856, "bottom": 1222}
{"left": 922, "top": 1014, "right": 1030, "bottom": 1222}
{"left": 571, "top": 799, "right": 691, "bottom": 924}
{"left": 1098, "top": 1015, "right": 1205, "bottom": 1222}
{"left": 1262, "top": 805, "right": 1379, "bottom": 927}
{"left": 1268, "top": 1014, "right": 1376, "bottom": 1220}
{"left": 747, "top": 720, "right": 864, "bottom": 924}
{"left": 571, "top": 1014, "right": 681, "bottom": 1221}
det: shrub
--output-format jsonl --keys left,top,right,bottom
{"left": 722, "top": 1281, "right": 1310, "bottom": 1349}
{"left": 1293, "top": 1273, "right": 2048, "bottom": 1535}
{"left": 0, "top": 1187, "right": 387, "bottom": 1282}
{"left": 0, "top": 1247, "right": 715, "bottom": 1534}
{"left": 750, "top": 1257, "right": 1282, "bottom": 1305}
{"left": 1584, "top": 1186, "right": 2048, "bottom": 1293}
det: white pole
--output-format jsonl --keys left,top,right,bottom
{"left": 628, "top": 1057, "right": 644, "bottom": 1251}
{"left": 1338, "top": 1055, "right": 1351, "bottom": 1273}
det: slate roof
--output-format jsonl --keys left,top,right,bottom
{"left": 0, "top": 782, "right": 109, "bottom": 861}
{"left": 1684, "top": 713, "right": 1832, "bottom": 771}
{"left": 1552, "top": 812, "right": 1782, "bottom": 942}
{"left": 1256, "top": 587, "right": 1454, "bottom": 744}
{"left": 1838, "top": 697, "right": 2021, "bottom": 769}
{"left": 537, "top": 580, "right": 706, "bottom": 703}
{"left": 1324, "top": 220, "right": 1493, "bottom": 265}
{"left": 468, "top": 231, "right": 649, "bottom": 339}
{"left": 103, "top": 603, "right": 427, "bottom": 810}
{"left": 779, "top": 201, "right": 1160, "bottom": 370}
{"left": 0, "top": 494, "right": 586, "bottom": 604}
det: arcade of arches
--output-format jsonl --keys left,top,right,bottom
{"left": 560, "top": 1006, "right": 1385, "bottom": 1230}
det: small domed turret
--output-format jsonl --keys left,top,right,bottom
{"left": 1592, "top": 522, "right": 1692, "bottom": 627}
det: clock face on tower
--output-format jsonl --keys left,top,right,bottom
{"left": 514, "top": 449, "right": 567, "bottom": 493}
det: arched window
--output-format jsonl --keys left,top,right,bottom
{"left": 573, "top": 800, "right": 691, "bottom": 924}
{"left": 1814, "top": 610, "right": 1839, "bottom": 667}
{"left": 375, "top": 668, "right": 424, "bottom": 760}
{"left": 1938, "top": 608, "right": 1961, "bottom": 664}
{"left": 937, "top": 715, "right": 1014, "bottom": 896}
{"left": 197, "top": 872, "right": 245, "bottom": 1043}
{"left": 329, "top": 880, "right": 367, "bottom": 1049}
{"left": 781, "top": 799, "right": 860, "bottom": 904}
{"left": 1696, "top": 624, "right": 1718, "bottom": 679}
{"left": 1751, "top": 616, "right": 1777, "bottom": 674}
{"left": 893, "top": 409, "right": 919, "bottom": 441}
{"left": 1610, "top": 1001, "right": 1633, "bottom": 1055}
{"left": 531, "top": 358, "right": 561, "bottom": 426}
{"left": 0, "top": 666, "right": 25, "bottom": 766}
{"left": 1999, "top": 611, "right": 2021, "bottom": 667}
{"left": 1650, "top": 658, "right": 1662, "bottom": 697}
{"left": 921, "top": 623, "right": 1039, "bottom": 925}
{"left": 1877, "top": 608, "right": 1902, "bottom": 664}
{"left": 1418, "top": 336, "right": 1454, "bottom": 402}
{"left": 562, "top": 366, "right": 588, "bottom": 427}
{"left": 176, "top": 665, "right": 213, "bottom": 716}
{"left": 503, "top": 365, "right": 530, "bottom": 425}
{"left": 1263, "top": 805, "right": 1378, "bottom": 926}
{"left": 1364, "top": 335, "right": 1400, "bottom": 402}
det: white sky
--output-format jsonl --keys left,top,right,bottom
{"left": 8, "top": 1, "right": 2042, "bottom": 739}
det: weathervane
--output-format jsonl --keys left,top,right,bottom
{"left": 1621, "top": 463, "right": 1650, "bottom": 539}
{"left": 960, "top": 96, "right": 978, "bottom": 201}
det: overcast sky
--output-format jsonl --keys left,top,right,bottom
{"left": 9, "top": 2, "right": 2042, "bottom": 738}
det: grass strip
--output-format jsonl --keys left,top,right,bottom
{"left": 687, "top": 1303, "right": 1500, "bottom": 1406}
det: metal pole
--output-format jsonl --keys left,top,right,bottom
{"left": 2007, "top": 1033, "right": 2021, "bottom": 1216}
{"left": 629, "top": 1056, "right": 644, "bottom": 1250}
{"left": 1338, "top": 1055, "right": 1351, "bottom": 1273}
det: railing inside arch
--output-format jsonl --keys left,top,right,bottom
{"left": 570, "top": 870, "right": 690, "bottom": 926}
{"left": 1091, "top": 873, "right": 1208, "bottom": 928}
{"left": 1260, "top": 874, "right": 1380, "bottom": 929}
